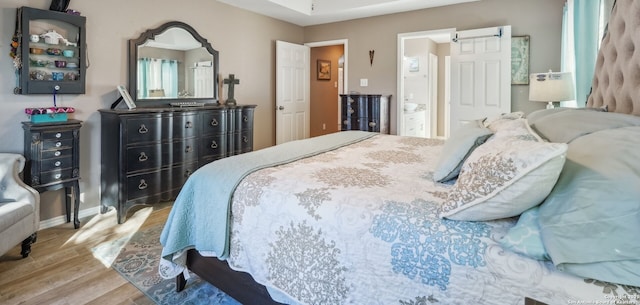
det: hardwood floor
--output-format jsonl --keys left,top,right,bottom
{"left": 0, "top": 203, "right": 172, "bottom": 305}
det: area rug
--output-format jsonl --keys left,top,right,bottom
{"left": 92, "top": 223, "right": 241, "bottom": 305}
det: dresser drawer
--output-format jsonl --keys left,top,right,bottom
{"left": 40, "top": 168, "right": 73, "bottom": 185}
{"left": 126, "top": 162, "right": 197, "bottom": 201}
{"left": 235, "top": 130, "right": 253, "bottom": 153}
{"left": 126, "top": 138, "right": 198, "bottom": 173}
{"left": 40, "top": 156, "right": 72, "bottom": 172}
{"left": 125, "top": 114, "right": 197, "bottom": 144}
{"left": 201, "top": 110, "right": 227, "bottom": 135}
{"left": 126, "top": 171, "right": 162, "bottom": 201}
{"left": 200, "top": 134, "right": 227, "bottom": 159}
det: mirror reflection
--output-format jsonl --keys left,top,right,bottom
{"left": 129, "top": 21, "right": 218, "bottom": 104}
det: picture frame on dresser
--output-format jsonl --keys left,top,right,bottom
{"left": 116, "top": 85, "right": 136, "bottom": 109}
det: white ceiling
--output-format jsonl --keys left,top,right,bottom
{"left": 217, "top": 0, "right": 480, "bottom": 26}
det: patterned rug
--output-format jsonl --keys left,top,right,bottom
{"left": 91, "top": 223, "right": 241, "bottom": 305}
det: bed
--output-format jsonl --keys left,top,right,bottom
{"left": 159, "top": 1, "right": 640, "bottom": 304}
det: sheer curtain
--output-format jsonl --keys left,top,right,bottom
{"left": 561, "top": 0, "right": 615, "bottom": 107}
{"left": 137, "top": 58, "right": 178, "bottom": 98}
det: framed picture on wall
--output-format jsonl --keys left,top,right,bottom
{"left": 511, "top": 35, "right": 530, "bottom": 85}
{"left": 317, "top": 59, "right": 331, "bottom": 80}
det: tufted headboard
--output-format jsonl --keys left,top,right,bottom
{"left": 586, "top": 0, "right": 640, "bottom": 116}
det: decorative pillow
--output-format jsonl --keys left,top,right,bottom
{"left": 485, "top": 118, "right": 543, "bottom": 142}
{"left": 440, "top": 121, "right": 567, "bottom": 221}
{"left": 538, "top": 126, "right": 640, "bottom": 287}
{"left": 484, "top": 111, "right": 525, "bottom": 131}
{"left": 432, "top": 121, "right": 493, "bottom": 182}
{"left": 499, "top": 207, "right": 550, "bottom": 261}
{"left": 530, "top": 109, "right": 640, "bottom": 143}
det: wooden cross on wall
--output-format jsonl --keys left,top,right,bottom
{"left": 223, "top": 74, "right": 240, "bottom": 105}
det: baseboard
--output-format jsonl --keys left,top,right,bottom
{"left": 39, "top": 206, "right": 101, "bottom": 229}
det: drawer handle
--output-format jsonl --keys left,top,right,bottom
{"left": 210, "top": 118, "right": 219, "bottom": 126}
{"left": 54, "top": 161, "right": 61, "bottom": 167}
{"left": 138, "top": 124, "right": 149, "bottom": 134}
{"left": 138, "top": 152, "right": 148, "bottom": 162}
{"left": 185, "top": 146, "right": 192, "bottom": 153}
{"left": 211, "top": 141, "right": 218, "bottom": 149}
{"left": 138, "top": 179, "right": 148, "bottom": 190}
{"left": 343, "top": 120, "right": 348, "bottom": 125}
{"left": 55, "top": 174, "right": 61, "bottom": 179}
{"left": 243, "top": 115, "right": 248, "bottom": 122}
{"left": 348, "top": 108, "right": 355, "bottom": 114}
{"left": 243, "top": 136, "right": 248, "bottom": 143}
{"left": 54, "top": 151, "right": 61, "bottom": 157}
{"left": 55, "top": 141, "right": 62, "bottom": 147}
{"left": 369, "top": 122, "right": 377, "bottom": 127}
{"left": 55, "top": 132, "right": 62, "bottom": 138}
{"left": 348, "top": 98, "right": 354, "bottom": 104}
{"left": 185, "top": 121, "right": 193, "bottom": 128}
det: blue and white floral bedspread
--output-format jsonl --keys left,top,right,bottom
{"left": 174, "top": 134, "right": 640, "bottom": 304}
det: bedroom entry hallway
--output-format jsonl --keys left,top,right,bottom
{"left": 276, "top": 40, "right": 347, "bottom": 144}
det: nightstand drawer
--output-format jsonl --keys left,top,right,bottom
{"left": 41, "top": 147, "right": 72, "bottom": 159}
{"left": 40, "top": 156, "right": 72, "bottom": 171}
{"left": 42, "top": 130, "right": 74, "bottom": 141}
{"left": 40, "top": 168, "right": 73, "bottom": 185}
{"left": 42, "top": 138, "right": 73, "bottom": 151}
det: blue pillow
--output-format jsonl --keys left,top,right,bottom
{"left": 433, "top": 120, "right": 492, "bottom": 182}
{"left": 499, "top": 207, "right": 550, "bottom": 261}
{"left": 538, "top": 126, "right": 640, "bottom": 287}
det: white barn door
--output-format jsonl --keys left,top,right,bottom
{"left": 450, "top": 26, "right": 511, "bottom": 131}
{"left": 276, "top": 40, "right": 310, "bottom": 144}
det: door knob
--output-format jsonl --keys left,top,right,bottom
{"left": 278, "top": 106, "right": 284, "bottom": 110}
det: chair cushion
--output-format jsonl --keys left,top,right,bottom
{"left": 0, "top": 200, "right": 35, "bottom": 232}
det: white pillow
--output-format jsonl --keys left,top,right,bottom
{"left": 440, "top": 122, "right": 567, "bottom": 221}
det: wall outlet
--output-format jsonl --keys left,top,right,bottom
{"left": 360, "top": 79, "right": 368, "bottom": 86}
{"left": 322, "top": 123, "right": 326, "bottom": 130}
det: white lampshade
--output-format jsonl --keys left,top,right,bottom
{"left": 529, "top": 71, "right": 575, "bottom": 109}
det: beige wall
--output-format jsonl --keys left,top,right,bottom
{"left": 304, "top": 0, "right": 565, "bottom": 134}
{"left": 0, "top": 0, "right": 303, "bottom": 221}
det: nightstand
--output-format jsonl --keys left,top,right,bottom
{"left": 22, "top": 120, "right": 82, "bottom": 229}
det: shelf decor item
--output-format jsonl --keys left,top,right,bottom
{"left": 25, "top": 107, "right": 75, "bottom": 123}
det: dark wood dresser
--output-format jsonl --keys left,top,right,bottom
{"left": 340, "top": 94, "right": 390, "bottom": 133}
{"left": 22, "top": 119, "right": 82, "bottom": 228}
{"left": 99, "top": 105, "right": 255, "bottom": 223}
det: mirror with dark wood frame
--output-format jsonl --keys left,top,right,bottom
{"left": 128, "top": 21, "right": 219, "bottom": 106}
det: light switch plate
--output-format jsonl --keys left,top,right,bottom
{"left": 360, "top": 78, "right": 368, "bottom": 86}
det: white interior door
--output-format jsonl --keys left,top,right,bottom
{"left": 276, "top": 40, "right": 310, "bottom": 144}
{"left": 450, "top": 26, "right": 511, "bottom": 132}
{"left": 428, "top": 53, "right": 438, "bottom": 138}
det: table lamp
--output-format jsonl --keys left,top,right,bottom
{"left": 529, "top": 70, "right": 575, "bottom": 109}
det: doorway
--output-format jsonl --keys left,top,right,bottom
{"left": 306, "top": 40, "right": 348, "bottom": 137}
{"left": 397, "top": 29, "right": 453, "bottom": 139}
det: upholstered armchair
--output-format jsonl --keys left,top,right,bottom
{"left": 0, "top": 153, "right": 40, "bottom": 258}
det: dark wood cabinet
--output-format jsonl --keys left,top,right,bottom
{"left": 22, "top": 119, "right": 82, "bottom": 228}
{"left": 99, "top": 105, "right": 256, "bottom": 223}
{"left": 17, "top": 7, "right": 86, "bottom": 95}
{"left": 340, "top": 94, "right": 390, "bottom": 133}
